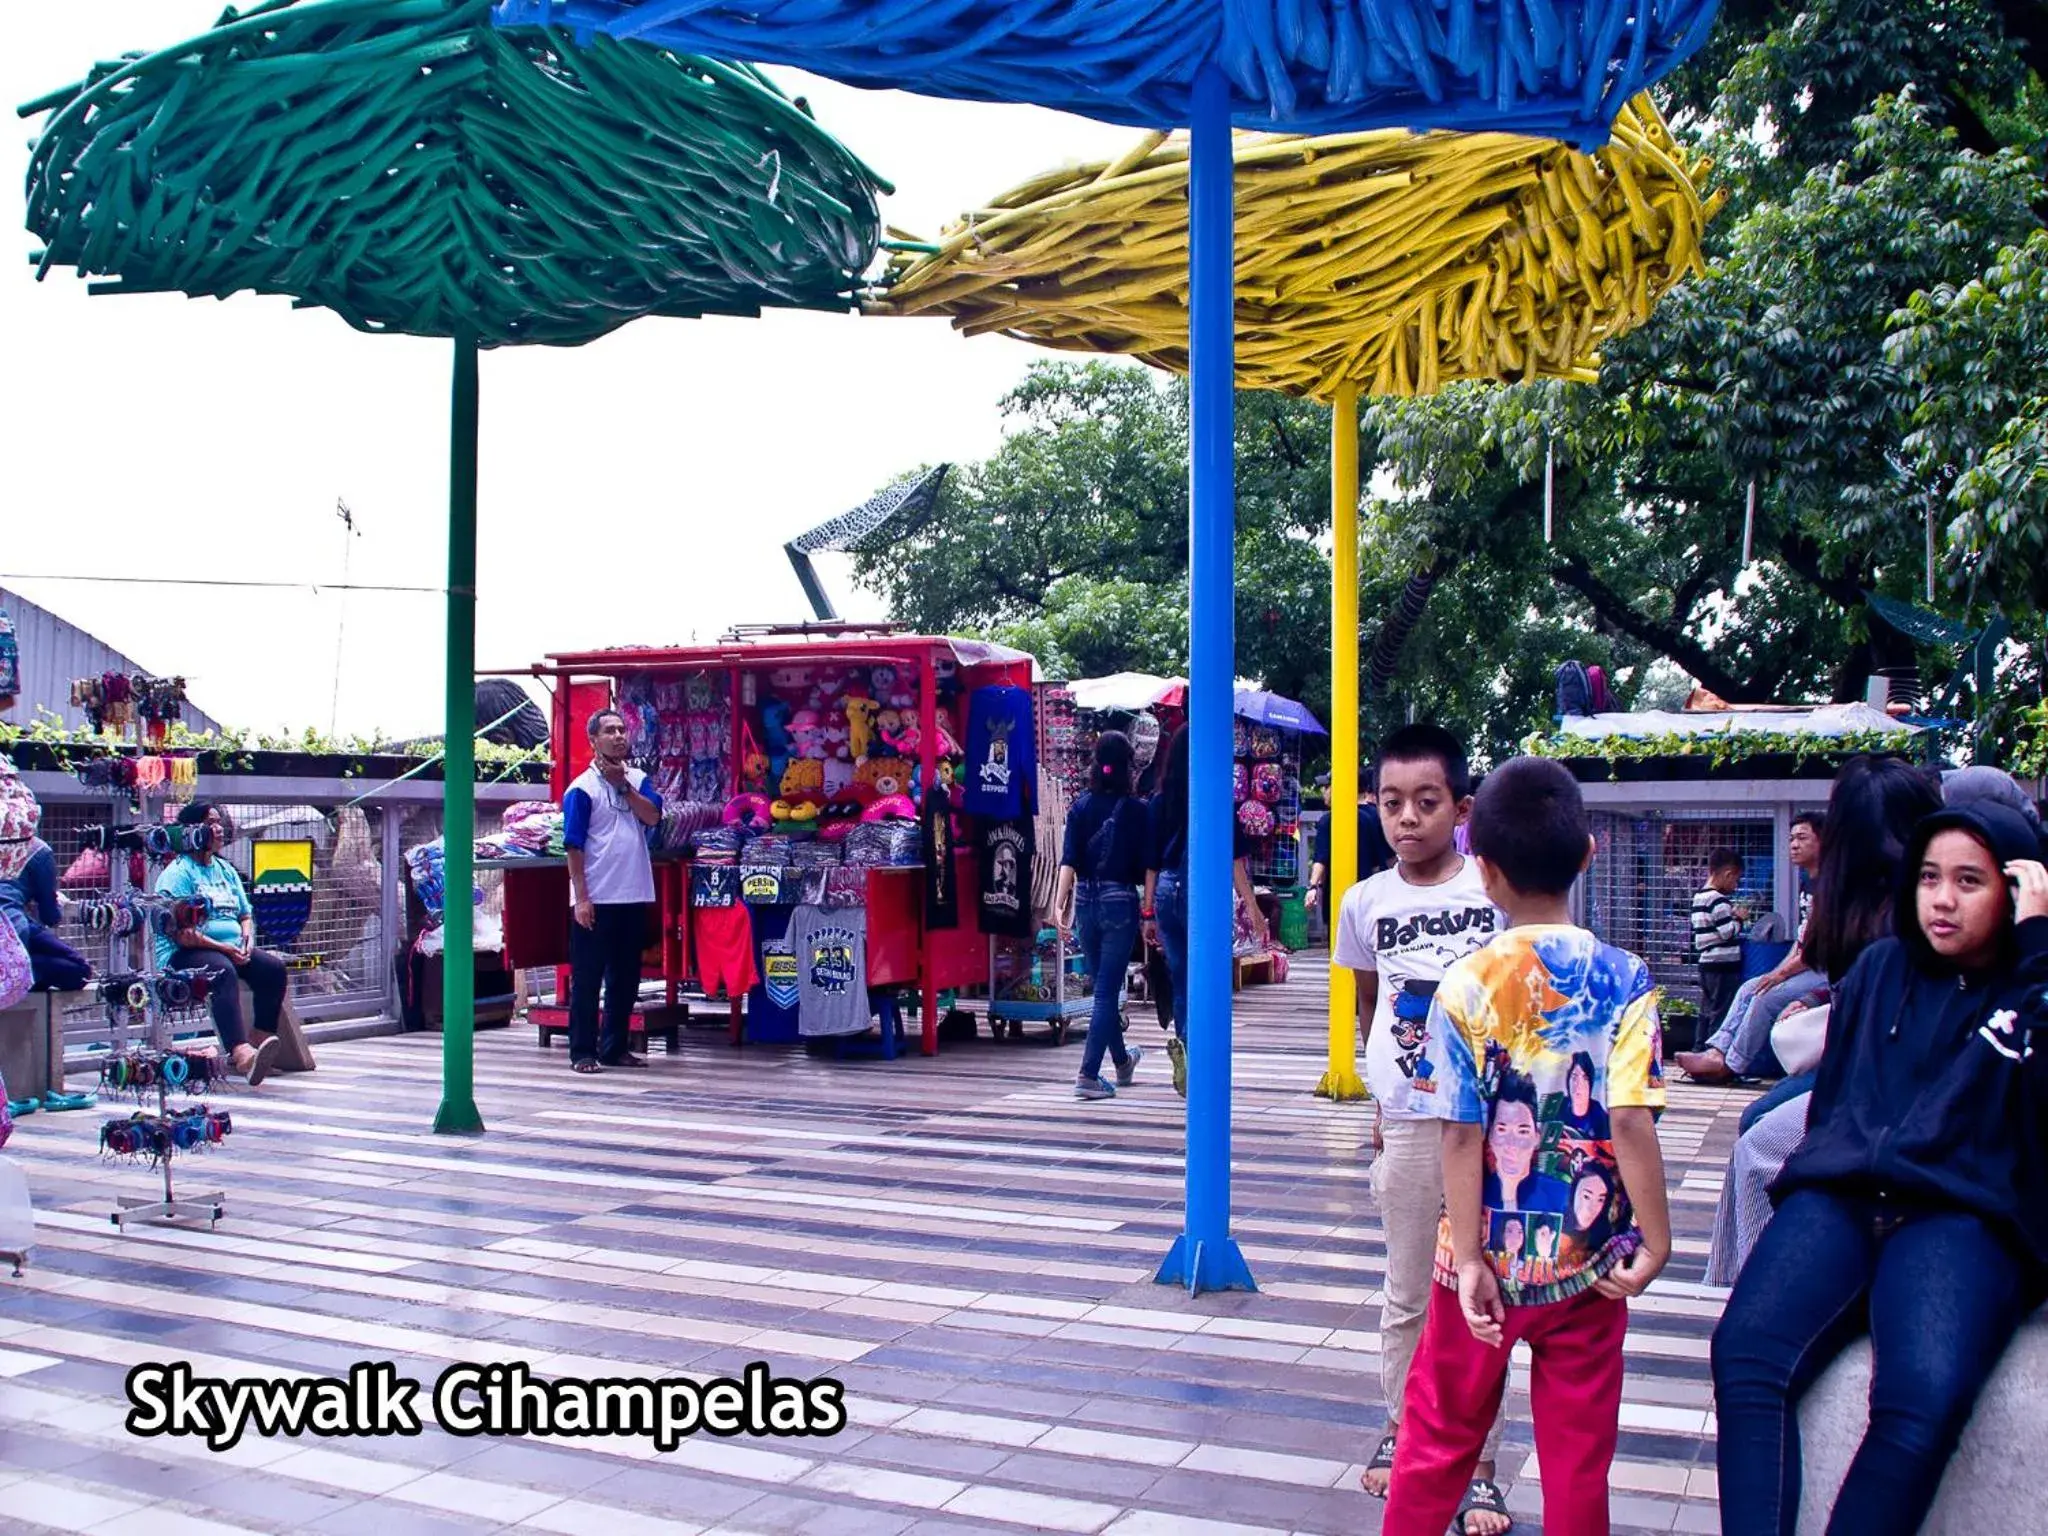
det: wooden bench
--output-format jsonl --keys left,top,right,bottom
{"left": 1795, "top": 1305, "right": 2048, "bottom": 1533}
{"left": 243, "top": 984, "right": 316, "bottom": 1073}
{"left": 531, "top": 1003, "right": 686, "bottom": 1056}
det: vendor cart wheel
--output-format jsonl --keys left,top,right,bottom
{"left": 1052, "top": 1019, "right": 1070, "bottom": 1047}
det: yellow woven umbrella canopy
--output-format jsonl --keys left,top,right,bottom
{"left": 872, "top": 95, "right": 1721, "bottom": 401}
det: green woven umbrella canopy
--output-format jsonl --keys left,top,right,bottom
{"left": 22, "top": 0, "right": 892, "bottom": 346}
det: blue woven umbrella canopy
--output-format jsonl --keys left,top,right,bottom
{"left": 481, "top": 0, "right": 1728, "bottom": 1298}
{"left": 491, "top": 0, "right": 1721, "bottom": 142}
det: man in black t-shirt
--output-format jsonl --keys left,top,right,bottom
{"left": 1306, "top": 778, "right": 1396, "bottom": 926}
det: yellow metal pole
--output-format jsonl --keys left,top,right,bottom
{"left": 1317, "top": 383, "right": 1368, "bottom": 1100}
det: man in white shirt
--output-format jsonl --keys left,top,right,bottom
{"left": 561, "top": 709, "right": 662, "bottom": 1074}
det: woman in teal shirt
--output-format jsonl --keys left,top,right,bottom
{"left": 154, "top": 803, "right": 284, "bottom": 1084}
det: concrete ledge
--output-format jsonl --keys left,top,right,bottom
{"left": 1798, "top": 1305, "right": 2048, "bottom": 1533}
{"left": 0, "top": 996, "right": 62, "bottom": 1098}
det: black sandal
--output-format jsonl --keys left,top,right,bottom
{"left": 1456, "top": 1477, "right": 1511, "bottom": 1534}
{"left": 1359, "top": 1430, "right": 1397, "bottom": 1497}
{"left": 571, "top": 1058, "right": 602, "bottom": 1074}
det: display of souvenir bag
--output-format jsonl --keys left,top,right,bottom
{"left": 1236, "top": 799, "right": 1275, "bottom": 839}
{"left": 1232, "top": 762, "right": 1249, "bottom": 802}
{"left": 1251, "top": 762, "right": 1283, "bottom": 804}
{"left": 60, "top": 846, "right": 108, "bottom": 890}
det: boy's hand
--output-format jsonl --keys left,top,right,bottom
{"left": 1456, "top": 1259, "right": 1506, "bottom": 1347}
{"left": 1593, "top": 1242, "right": 1668, "bottom": 1300}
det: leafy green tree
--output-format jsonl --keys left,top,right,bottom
{"left": 853, "top": 360, "right": 1337, "bottom": 721}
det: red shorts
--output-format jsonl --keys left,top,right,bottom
{"left": 692, "top": 905, "right": 758, "bottom": 999}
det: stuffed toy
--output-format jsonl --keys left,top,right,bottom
{"left": 817, "top": 802, "right": 863, "bottom": 841}
{"left": 822, "top": 757, "right": 856, "bottom": 797}
{"left": 883, "top": 706, "right": 921, "bottom": 758}
{"left": 846, "top": 695, "right": 881, "bottom": 760}
{"left": 933, "top": 706, "right": 964, "bottom": 758}
{"left": 761, "top": 698, "right": 794, "bottom": 782}
{"left": 789, "top": 709, "right": 826, "bottom": 760}
{"left": 723, "top": 794, "right": 772, "bottom": 832}
{"left": 780, "top": 759, "right": 824, "bottom": 803}
{"left": 855, "top": 757, "right": 912, "bottom": 800}
{"left": 741, "top": 751, "right": 770, "bottom": 794}
{"left": 822, "top": 719, "right": 851, "bottom": 760}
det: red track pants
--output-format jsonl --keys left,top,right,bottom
{"left": 1383, "top": 1281, "right": 1628, "bottom": 1536}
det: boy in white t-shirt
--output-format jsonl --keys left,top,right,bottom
{"left": 1334, "top": 724, "right": 1510, "bottom": 1536}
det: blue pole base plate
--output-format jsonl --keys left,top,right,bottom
{"left": 1154, "top": 1233, "right": 1258, "bottom": 1296}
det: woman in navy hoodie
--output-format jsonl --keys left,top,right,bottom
{"left": 1712, "top": 801, "right": 2048, "bottom": 1536}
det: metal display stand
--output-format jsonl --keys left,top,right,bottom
{"left": 93, "top": 784, "right": 227, "bottom": 1232}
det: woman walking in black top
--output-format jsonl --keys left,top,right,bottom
{"left": 1054, "top": 732, "right": 1152, "bottom": 1100}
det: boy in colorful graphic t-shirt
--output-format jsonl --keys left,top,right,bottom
{"left": 1385, "top": 758, "right": 1670, "bottom": 1536}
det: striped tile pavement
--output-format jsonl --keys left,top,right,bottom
{"left": 0, "top": 952, "right": 1747, "bottom": 1535}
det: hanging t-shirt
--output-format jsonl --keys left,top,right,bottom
{"left": 961, "top": 686, "right": 1037, "bottom": 819}
{"left": 691, "top": 864, "right": 739, "bottom": 908}
{"left": 788, "top": 904, "right": 870, "bottom": 1037}
{"left": 746, "top": 906, "right": 800, "bottom": 1044}
{"left": 1332, "top": 858, "right": 1501, "bottom": 1119}
{"left": 921, "top": 796, "right": 959, "bottom": 930}
{"left": 1418, "top": 925, "right": 1664, "bottom": 1306}
{"left": 977, "top": 816, "right": 1036, "bottom": 937}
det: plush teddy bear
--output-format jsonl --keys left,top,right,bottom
{"left": 855, "top": 756, "right": 913, "bottom": 800}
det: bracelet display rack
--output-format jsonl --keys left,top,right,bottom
{"left": 81, "top": 779, "right": 230, "bottom": 1231}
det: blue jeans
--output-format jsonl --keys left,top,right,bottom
{"left": 1740, "top": 1071, "right": 1817, "bottom": 1135}
{"left": 1713, "top": 1188, "right": 2041, "bottom": 1536}
{"left": 1709, "top": 970, "right": 1828, "bottom": 1075}
{"left": 1075, "top": 881, "right": 1137, "bottom": 1081}
{"left": 1154, "top": 871, "right": 1188, "bottom": 1043}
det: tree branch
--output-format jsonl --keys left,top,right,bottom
{"left": 1548, "top": 554, "right": 1771, "bottom": 701}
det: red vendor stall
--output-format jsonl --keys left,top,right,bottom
{"left": 498, "top": 626, "right": 1036, "bottom": 1056}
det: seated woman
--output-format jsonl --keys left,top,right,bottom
{"left": 1, "top": 835, "right": 89, "bottom": 993}
{"left": 154, "top": 803, "right": 284, "bottom": 1085}
{"left": 1710, "top": 802, "right": 2048, "bottom": 1536}
{"left": 1701, "top": 756, "right": 1940, "bottom": 1285}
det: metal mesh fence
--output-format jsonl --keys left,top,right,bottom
{"left": 39, "top": 797, "right": 397, "bottom": 1053}
{"left": 1584, "top": 809, "right": 1780, "bottom": 1004}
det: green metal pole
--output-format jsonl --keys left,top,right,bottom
{"left": 435, "top": 332, "right": 485, "bottom": 1135}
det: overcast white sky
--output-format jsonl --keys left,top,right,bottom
{"left": 1, "top": 4, "right": 1143, "bottom": 739}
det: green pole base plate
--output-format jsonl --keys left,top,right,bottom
{"left": 432, "top": 1098, "right": 486, "bottom": 1135}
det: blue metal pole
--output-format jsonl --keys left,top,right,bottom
{"left": 1156, "top": 61, "right": 1255, "bottom": 1296}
